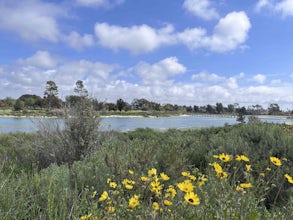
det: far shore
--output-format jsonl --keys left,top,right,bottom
{"left": 0, "top": 113, "right": 292, "bottom": 120}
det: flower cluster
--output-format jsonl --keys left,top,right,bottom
{"left": 80, "top": 154, "right": 292, "bottom": 219}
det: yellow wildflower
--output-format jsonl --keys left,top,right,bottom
{"left": 163, "top": 199, "right": 173, "bottom": 206}
{"left": 246, "top": 164, "right": 251, "bottom": 172}
{"left": 216, "top": 171, "right": 228, "bottom": 179}
{"left": 92, "top": 191, "right": 97, "bottom": 198}
{"left": 109, "top": 182, "right": 117, "bottom": 188}
{"left": 209, "top": 162, "right": 223, "bottom": 173}
{"left": 140, "top": 176, "right": 150, "bottom": 182}
{"left": 266, "top": 167, "right": 271, "bottom": 171}
{"left": 105, "top": 206, "right": 115, "bottom": 213}
{"left": 177, "top": 179, "right": 195, "bottom": 193}
{"left": 239, "top": 183, "right": 253, "bottom": 189}
{"left": 128, "top": 170, "right": 134, "bottom": 175}
{"left": 153, "top": 202, "right": 160, "bottom": 211}
{"left": 150, "top": 181, "right": 163, "bottom": 195}
{"left": 188, "top": 174, "right": 197, "bottom": 181}
{"left": 236, "top": 155, "right": 250, "bottom": 162}
{"left": 80, "top": 213, "right": 92, "bottom": 220}
{"left": 165, "top": 185, "right": 177, "bottom": 198}
{"left": 122, "top": 179, "right": 135, "bottom": 190}
{"left": 270, "top": 156, "right": 282, "bottom": 167}
{"left": 285, "top": 174, "right": 293, "bottom": 184}
{"left": 184, "top": 192, "right": 200, "bottom": 206}
{"left": 160, "top": 172, "right": 170, "bottom": 181}
{"left": 98, "top": 191, "right": 108, "bottom": 202}
{"left": 129, "top": 194, "right": 139, "bottom": 209}
{"left": 182, "top": 171, "right": 190, "bottom": 177}
{"left": 260, "top": 172, "right": 265, "bottom": 177}
{"left": 148, "top": 168, "right": 157, "bottom": 177}
{"left": 214, "top": 153, "right": 232, "bottom": 162}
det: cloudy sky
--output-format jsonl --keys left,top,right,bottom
{"left": 1, "top": 0, "right": 293, "bottom": 109}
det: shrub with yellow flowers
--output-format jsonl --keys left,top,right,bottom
{"left": 79, "top": 154, "right": 293, "bottom": 219}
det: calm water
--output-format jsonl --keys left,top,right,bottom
{"left": 0, "top": 115, "right": 291, "bottom": 133}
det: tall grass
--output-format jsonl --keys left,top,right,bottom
{"left": 0, "top": 121, "right": 293, "bottom": 219}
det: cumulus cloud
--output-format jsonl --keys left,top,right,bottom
{"left": 17, "top": 51, "right": 58, "bottom": 68}
{"left": 64, "top": 32, "right": 94, "bottom": 50}
{"left": 205, "top": 11, "right": 251, "bottom": 52}
{"left": 95, "top": 11, "right": 251, "bottom": 54}
{"left": 252, "top": 74, "right": 266, "bottom": 84}
{"left": 95, "top": 23, "right": 176, "bottom": 54}
{"left": 0, "top": 0, "right": 63, "bottom": 42}
{"left": 134, "top": 57, "right": 186, "bottom": 85}
{"left": 183, "top": 0, "right": 219, "bottom": 20}
{"left": 191, "top": 71, "right": 224, "bottom": 82}
{"left": 255, "top": 0, "right": 293, "bottom": 17}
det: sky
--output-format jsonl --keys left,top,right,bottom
{"left": 1, "top": 0, "right": 293, "bottom": 109}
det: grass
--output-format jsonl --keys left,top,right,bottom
{"left": 0, "top": 122, "right": 293, "bottom": 219}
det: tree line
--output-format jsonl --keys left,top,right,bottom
{"left": 0, "top": 80, "right": 286, "bottom": 116}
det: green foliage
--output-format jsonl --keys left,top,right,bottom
{"left": 1, "top": 123, "right": 293, "bottom": 219}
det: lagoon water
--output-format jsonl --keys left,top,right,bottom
{"left": 0, "top": 115, "right": 291, "bottom": 133}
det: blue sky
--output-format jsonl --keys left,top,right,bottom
{"left": 1, "top": 0, "right": 293, "bottom": 109}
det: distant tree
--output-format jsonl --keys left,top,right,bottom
{"left": 227, "top": 104, "right": 235, "bottom": 114}
{"left": 186, "top": 106, "right": 193, "bottom": 112}
{"left": 14, "top": 99, "right": 24, "bottom": 111}
{"left": 236, "top": 113, "right": 246, "bottom": 123}
{"left": 44, "top": 81, "right": 61, "bottom": 109}
{"left": 4, "top": 97, "right": 16, "bottom": 107}
{"left": 116, "top": 98, "right": 127, "bottom": 111}
{"left": 74, "top": 80, "right": 88, "bottom": 98}
{"left": 268, "top": 103, "right": 280, "bottom": 115}
{"left": 18, "top": 94, "right": 43, "bottom": 109}
{"left": 206, "top": 104, "right": 215, "bottom": 114}
{"left": 163, "top": 103, "right": 174, "bottom": 111}
{"left": 193, "top": 105, "right": 199, "bottom": 113}
{"left": 216, "top": 102, "right": 224, "bottom": 114}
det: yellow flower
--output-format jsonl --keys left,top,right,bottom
{"left": 239, "top": 183, "right": 253, "bottom": 189}
{"left": 92, "top": 190, "right": 97, "bottom": 198}
{"left": 188, "top": 174, "right": 197, "bottom": 181}
{"left": 148, "top": 168, "right": 157, "bottom": 177}
{"left": 140, "top": 176, "right": 150, "bottom": 182}
{"left": 163, "top": 199, "right": 173, "bottom": 206}
{"left": 128, "top": 170, "right": 134, "bottom": 175}
{"left": 160, "top": 172, "right": 170, "bottom": 181}
{"left": 129, "top": 194, "right": 139, "bottom": 209}
{"left": 209, "top": 162, "right": 223, "bottom": 174}
{"left": 109, "top": 182, "right": 117, "bottom": 188}
{"left": 184, "top": 192, "right": 200, "bottom": 206}
{"left": 182, "top": 171, "right": 190, "bottom": 177}
{"left": 285, "top": 174, "right": 293, "bottom": 184}
{"left": 260, "top": 172, "right": 265, "bottom": 177}
{"left": 236, "top": 155, "right": 250, "bottom": 162}
{"left": 107, "top": 178, "right": 111, "bottom": 184}
{"left": 80, "top": 213, "right": 92, "bottom": 220}
{"left": 216, "top": 171, "right": 228, "bottom": 179}
{"left": 165, "top": 185, "right": 177, "bottom": 198}
{"left": 98, "top": 191, "right": 108, "bottom": 202}
{"left": 270, "top": 156, "right": 282, "bottom": 167}
{"left": 177, "top": 179, "right": 195, "bottom": 193}
{"left": 214, "top": 153, "right": 232, "bottom": 162}
{"left": 153, "top": 202, "right": 160, "bottom": 211}
{"left": 150, "top": 181, "right": 163, "bottom": 195}
{"left": 105, "top": 206, "right": 115, "bottom": 213}
{"left": 266, "top": 167, "right": 271, "bottom": 171}
{"left": 246, "top": 164, "right": 251, "bottom": 172}
{"left": 122, "top": 179, "right": 135, "bottom": 190}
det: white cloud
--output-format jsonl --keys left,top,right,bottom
{"left": 183, "top": 0, "right": 219, "bottom": 20}
{"left": 205, "top": 11, "right": 251, "bottom": 52}
{"left": 0, "top": 0, "right": 63, "bottom": 42}
{"left": 135, "top": 57, "right": 186, "bottom": 85}
{"left": 191, "top": 71, "right": 223, "bottom": 82}
{"left": 94, "top": 23, "right": 175, "bottom": 54}
{"left": 252, "top": 74, "right": 266, "bottom": 84}
{"left": 75, "top": 0, "right": 124, "bottom": 7}
{"left": 276, "top": 0, "right": 293, "bottom": 17}
{"left": 255, "top": 0, "right": 293, "bottom": 17}
{"left": 17, "top": 51, "right": 58, "bottom": 68}
{"left": 64, "top": 32, "right": 94, "bottom": 50}
{"left": 95, "top": 11, "right": 251, "bottom": 54}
